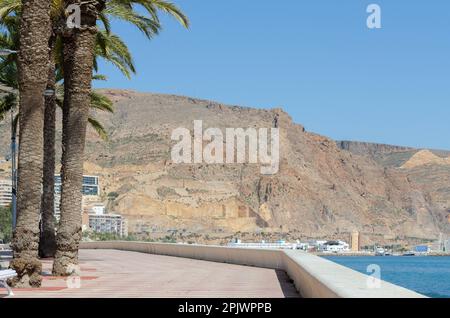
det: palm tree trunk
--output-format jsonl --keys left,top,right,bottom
{"left": 53, "top": 1, "right": 105, "bottom": 275}
{"left": 10, "top": 0, "right": 52, "bottom": 288}
{"left": 53, "top": 32, "right": 95, "bottom": 275}
{"left": 39, "top": 35, "right": 57, "bottom": 258}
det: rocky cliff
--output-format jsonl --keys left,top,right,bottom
{"left": 0, "top": 89, "right": 449, "bottom": 245}
{"left": 337, "top": 141, "right": 415, "bottom": 157}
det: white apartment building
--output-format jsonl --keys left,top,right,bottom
{"left": 0, "top": 179, "right": 12, "bottom": 207}
{"left": 88, "top": 213, "right": 128, "bottom": 237}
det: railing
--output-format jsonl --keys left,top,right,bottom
{"left": 80, "top": 241, "right": 426, "bottom": 298}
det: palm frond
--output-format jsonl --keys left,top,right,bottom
{"left": 145, "top": 0, "right": 190, "bottom": 28}
{"left": 0, "top": 0, "right": 20, "bottom": 20}
{"left": 93, "top": 74, "right": 108, "bottom": 81}
{"left": 98, "top": 11, "right": 111, "bottom": 34}
{"left": 104, "top": 2, "right": 161, "bottom": 38}
{"left": 88, "top": 117, "right": 109, "bottom": 141}
{"left": 95, "top": 30, "right": 136, "bottom": 78}
{"left": 0, "top": 59, "right": 18, "bottom": 88}
{"left": 90, "top": 90, "right": 114, "bottom": 113}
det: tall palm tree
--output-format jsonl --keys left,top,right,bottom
{"left": 39, "top": 1, "right": 135, "bottom": 258}
{"left": 53, "top": 0, "right": 189, "bottom": 276}
{"left": 38, "top": 29, "right": 134, "bottom": 258}
{"left": 0, "top": 0, "right": 137, "bottom": 259}
{"left": 7, "top": 0, "right": 52, "bottom": 288}
{"left": 0, "top": 18, "right": 133, "bottom": 258}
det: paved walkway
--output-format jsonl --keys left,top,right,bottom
{"left": 1, "top": 249, "right": 299, "bottom": 298}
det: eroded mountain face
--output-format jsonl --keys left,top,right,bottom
{"left": 0, "top": 89, "right": 449, "bottom": 244}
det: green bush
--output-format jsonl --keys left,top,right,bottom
{"left": 82, "top": 230, "right": 177, "bottom": 244}
{"left": 107, "top": 192, "right": 119, "bottom": 199}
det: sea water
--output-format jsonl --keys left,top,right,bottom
{"left": 323, "top": 256, "right": 450, "bottom": 298}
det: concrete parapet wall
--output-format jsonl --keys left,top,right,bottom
{"left": 80, "top": 241, "right": 426, "bottom": 298}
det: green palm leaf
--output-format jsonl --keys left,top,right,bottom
{"left": 90, "top": 90, "right": 114, "bottom": 113}
{"left": 88, "top": 117, "right": 109, "bottom": 141}
{"left": 95, "top": 29, "right": 136, "bottom": 78}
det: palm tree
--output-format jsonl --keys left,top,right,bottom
{"left": 38, "top": 29, "right": 133, "bottom": 258}
{"left": 0, "top": 0, "right": 147, "bottom": 260}
{"left": 7, "top": 0, "right": 52, "bottom": 288}
{"left": 0, "top": 0, "right": 136, "bottom": 259}
{"left": 39, "top": 2, "right": 135, "bottom": 258}
{"left": 1, "top": 0, "right": 189, "bottom": 276}
{"left": 53, "top": 0, "right": 189, "bottom": 276}
{"left": 0, "top": 17, "right": 133, "bottom": 258}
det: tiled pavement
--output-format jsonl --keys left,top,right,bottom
{"left": 1, "top": 249, "right": 299, "bottom": 298}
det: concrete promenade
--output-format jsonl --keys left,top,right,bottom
{"left": 0, "top": 249, "right": 299, "bottom": 298}
{"left": 80, "top": 241, "right": 427, "bottom": 298}
{"left": 1, "top": 241, "right": 427, "bottom": 298}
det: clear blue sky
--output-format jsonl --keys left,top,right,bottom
{"left": 95, "top": 0, "right": 450, "bottom": 150}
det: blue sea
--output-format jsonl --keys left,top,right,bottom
{"left": 323, "top": 256, "right": 450, "bottom": 298}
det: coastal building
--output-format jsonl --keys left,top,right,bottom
{"left": 414, "top": 245, "right": 429, "bottom": 253}
{"left": 91, "top": 204, "right": 106, "bottom": 215}
{"left": 350, "top": 231, "right": 360, "bottom": 252}
{"left": 428, "top": 233, "right": 450, "bottom": 253}
{"left": 0, "top": 179, "right": 12, "bottom": 207}
{"left": 82, "top": 202, "right": 106, "bottom": 215}
{"left": 54, "top": 175, "right": 100, "bottom": 197}
{"left": 321, "top": 240, "right": 350, "bottom": 253}
{"left": 54, "top": 192, "right": 61, "bottom": 217}
{"left": 82, "top": 203, "right": 106, "bottom": 231}
{"left": 307, "top": 240, "right": 327, "bottom": 252}
{"left": 88, "top": 213, "right": 128, "bottom": 237}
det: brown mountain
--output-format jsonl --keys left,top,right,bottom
{"left": 1, "top": 89, "right": 449, "bottom": 245}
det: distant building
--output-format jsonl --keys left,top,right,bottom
{"left": 0, "top": 179, "right": 12, "bottom": 207}
{"left": 429, "top": 233, "right": 450, "bottom": 253}
{"left": 350, "top": 231, "right": 360, "bottom": 252}
{"left": 83, "top": 203, "right": 106, "bottom": 216}
{"left": 307, "top": 240, "right": 327, "bottom": 251}
{"left": 81, "top": 203, "right": 106, "bottom": 231}
{"left": 54, "top": 195, "right": 61, "bottom": 220}
{"left": 414, "top": 245, "right": 429, "bottom": 253}
{"left": 54, "top": 175, "right": 100, "bottom": 196}
{"left": 322, "top": 241, "right": 350, "bottom": 253}
{"left": 88, "top": 213, "right": 128, "bottom": 237}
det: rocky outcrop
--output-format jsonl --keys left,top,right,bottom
{"left": 337, "top": 141, "right": 414, "bottom": 156}
{"left": 1, "top": 90, "right": 449, "bottom": 245}
{"left": 401, "top": 150, "right": 450, "bottom": 169}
